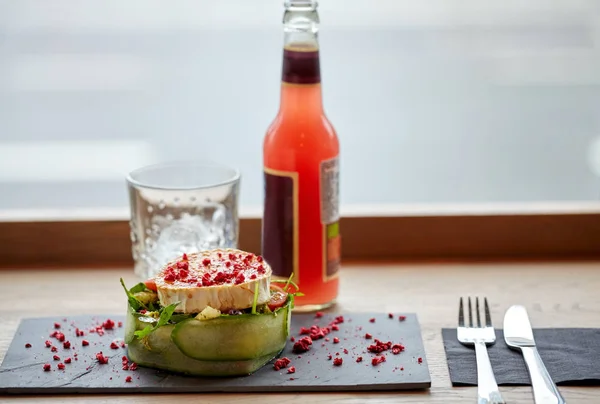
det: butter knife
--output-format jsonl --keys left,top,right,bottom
{"left": 503, "top": 305, "right": 566, "bottom": 404}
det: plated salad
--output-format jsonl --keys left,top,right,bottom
{"left": 121, "top": 248, "right": 300, "bottom": 376}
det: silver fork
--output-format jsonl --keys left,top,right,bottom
{"left": 457, "top": 297, "right": 506, "bottom": 404}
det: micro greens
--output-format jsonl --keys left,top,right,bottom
{"left": 134, "top": 302, "right": 180, "bottom": 339}
{"left": 120, "top": 278, "right": 147, "bottom": 311}
{"left": 251, "top": 281, "right": 259, "bottom": 315}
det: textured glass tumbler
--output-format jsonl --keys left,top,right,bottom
{"left": 127, "top": 161, "right": 240, "bottom": 279}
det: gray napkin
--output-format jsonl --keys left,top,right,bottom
{"left": 442, "top": 328, "right": 600, "bottom": 386}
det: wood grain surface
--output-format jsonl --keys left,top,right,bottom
{"left": 0, "top": 262, "right": 599, "bottom": 403}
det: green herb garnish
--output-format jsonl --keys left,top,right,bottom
{"left": 120, "top": 278, "right": 147, "bottom": 311}
{"left": 251, "top": 281, "right": 259, "bottom": 315}
{"left": 134, "top": 302, "right": 179, "bottom": 339}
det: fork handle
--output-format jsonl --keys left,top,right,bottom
{"left": 474, "top": 341, "right": 506, "bottom": 404}
{"left": 521, "top": 346, "right": 566, "bottom": 404}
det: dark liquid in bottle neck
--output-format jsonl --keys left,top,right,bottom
{"left": 282, "top": 46, "right": 321, "bottom": 84}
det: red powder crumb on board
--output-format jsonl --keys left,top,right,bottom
{"left": 82, "top": 340, "right": 89, "bottom": 346}
{"left": 367, "top": 339, "right": 392, "bottom": 354}
{"left": 54, "top": 322, "right": 61, "bottom": 329}
{"left": 43, "top": 363, "right": 51, "bottom": 371}
{"left": 64, "top": 358, "right": 72, "bottom": 364}
{"left": 110, "top": 342, "right": 119, "bottom": 349}
{"left": 57, "top": 363, "right": 65, "bottom": 370}
{"left": 372, "top": 355, "right": 386, "bottom": 366}
{"left": 327, "top": 354, "right": 332, "bottom": 360}
{"left": 45, "top": 340, "right": 52, "bottom": 348}
{"left": 392, "top": 344, "right": 405, "bottom": 355}
{"left": 53, "top": 355, "right": 60, "bottom": 361}
{"left": 273, "top": 357, "right": 291, "bottom": 371}
{"left": 95, "top": 352, "right": 109, "bottom": 364}
{"left": 343, "top": 348, "right": 349, "bottom": 354}
{"left": 388, "top": 313, "right": 393, "bottom": 319}
{"left": 369, "top": 318, "right": 375, "bottom": 323}
{"left": 365, "top": 333, "right": 372, "bottom": 339}
{"left": 356, "top": 356, "right": 363, "bottom": 363}
{"left": 399, "top": 315, "right": 406, "bottom": 321}
{"left": 292, "top": 337, "right": 312, "bottom": 353}
{"left": 333, "top": 357, "right": 343, "bottom": 366}
{"left": 290, "top": 336, "right": 295, "bottom": 342}
{"left": 418, "top": 357, "right": 423, "bottom": 364}
{"left": 63, "top": 341, "right": 71, "bottom": 349}
{"left": 103, "top": 319, "right": 115, "bottom": 330}
{"left": 287, "top": 366, "right": 296, "bottom": 374}
{"left": 125, "top": 376, "right": 132, "bottom": 383}
{"left": 50, "top": 346, "right": 58, "bottom": 352}
{"left": 315, "top": 311, "right": 324, "bottom": 318}
{"left": 333, "top": 337, "right": 340, "bottom": 344}
{"left": 118, "top": 321, "right": 123, "bottom": 328}
{"left": 25, "top": 343, "right": 31, "bottom": 348}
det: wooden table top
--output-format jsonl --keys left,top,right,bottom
{"left": 1, "top": 262, "right": 599, "bottom": 403}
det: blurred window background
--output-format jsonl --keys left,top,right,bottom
{"left": 1, "top": 0, "right": 600, "bottom": 217}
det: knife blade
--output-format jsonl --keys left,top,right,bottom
{"left": 504, "top": 305, "right": 566, "bottom": 404}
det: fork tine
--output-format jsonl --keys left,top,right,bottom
{"left": 476, "top": 297, "right": 481, "bottom": 327}
{"left": 484, "top": 297, "right": 492, "bottom": 327}
{"left": 468, "top": 297, "right": 473, "bottom": 327}
{"left": 458, "top": 297, "right": 464, "bottom": 326}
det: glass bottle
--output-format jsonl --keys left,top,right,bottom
{"left": 262, "top": 0, "right": 340, "bottom": 311}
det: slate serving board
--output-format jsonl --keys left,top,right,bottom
{"left": 0, "top": 313, "right": 430, "bottom": 394}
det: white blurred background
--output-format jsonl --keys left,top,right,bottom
{"left": 1, "top": 0, "right": 600, "bottom": 217}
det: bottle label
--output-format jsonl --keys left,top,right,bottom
{"left": 320, "top": 157, "right": 341, "bottom": 280}
{"left": 262, "top": 168, "right": 298, "bottom": 281}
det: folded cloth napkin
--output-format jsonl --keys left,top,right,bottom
{"left": 442, "top": 328, "right": 600, "bottom": 386}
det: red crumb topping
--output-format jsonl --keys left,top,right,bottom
{"left": 292, "top": 337, "right": 313, "bottom": 353}
{"left": 333, "top": 357, "right": 343, "bottom": 366}
{"left": 356, "top": 356, "right": 363, "bottom": 363}
{"left": 418, "top": 357, "right": 423, "bottom": 364}
{"left": 399, "top": 315, "right": 406, "bottom": 321}
{"left": 333, "top": 337, "right": 340, "bottom": 344}
{"left": 45, "top": 340, "right": 52, "bottom": 348}
{"left": 287, "top": 366, "right": 296, "bottom": 374}
{"left": 25, "top": 343, "right": 32, "bottom": 348}
{"left": 50, "top": 346, "right": 58, "bottom": 352}
{"left": 315, "top": 311, "right": 324, "bottom": 318}
{"left": 103, "top": 319, "right": 115, "bottom": 330}
{"left": 162, "top": 250, "right": 266, "bottom": 287}
{"left": 43, "top": 363, "right": 51, "bottom": 371}
{"left": 368, "top": 339, "right": 392, "bottom": 354}
{"left": 54, "top": 322, "right": 61, "bottom": 329}
{"left": 273, "top": 357, "right": 291, "bottom": 371}
{"left": 95, "top": 352, "right": 109, "bottom": 364}
{"left": 53, "top": 355, "right": 60, "bottom": 361}
{"left": 64, "top": 357, "right": 72, "bottom": 364}
{"left": 388, "top": 313, "right": 394, "bottom": 319}
{"left": 369, "top": 318, "right": 376, "bottom": 323}
{"left": 125, "top": 376, "right": 132, "bottom": 383}
{"left": 57, "top": 363, "right": 65, "bottom": 370}
{"left": 63, "top": 341, "right": 71, "bottom": 349}
{"left": 110, "top": 342, "right": 119, "bottom": 349}
{"left": 372, "top": 355, "right": 386, "bottom": 366}
{"left": 82, "top": 340, "right": 89, "bottom": 346}
{"left": 365, "top": 333, "right": 372, "bottom": 339}
{"left": 392, "top": 344, "right": 405, "bottom": 355}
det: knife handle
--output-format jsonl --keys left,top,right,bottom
{"left": 521, "top": 346, "right": 566, "bottom": 404}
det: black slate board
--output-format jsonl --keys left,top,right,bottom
{"left": 0, "top": 313, "right": 430, "bottom": 394}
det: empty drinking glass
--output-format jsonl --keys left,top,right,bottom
{"left": 127, "top": 161, "right": 240, "bottom": 279}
